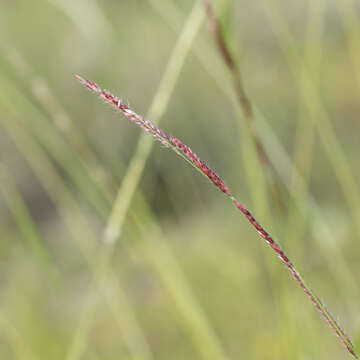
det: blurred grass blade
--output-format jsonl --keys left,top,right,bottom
{"left": 0, "top": 165, "right": 54, "bottom": 272}
{"left": 103, "top": 0, "right": 206, "bottom": 245}
{"left": 46, "top": 0, "right": 112, "bottom": 51}
{"left": 0, "top": 102, "right": 152, "bottom": 360}
{"left": 0, "top": 314, "right": 37, "bottom": 360}
{"left": 72, "top": 3, "right": 231, "bottom": 360}
{"left": 7, "top": 49, "right": 116, "bottom": 200}
{"left": 0, "top": 70, "right": 111, "bottom": 218}
{"left": 133, "top": 201, "right": 232, "bottom": 360}
{"left": 262, "top": 0, "right": 360, "bottom": 239}
{"left": 285, "top": 0, "right": 326, "bottom": 253}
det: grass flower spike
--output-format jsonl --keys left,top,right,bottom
{"left": 76, "top": 75, "right": 358, "bottom": 358}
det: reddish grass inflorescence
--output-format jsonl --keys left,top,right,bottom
{"left": 76, "top": 74, "right": 357, "bottom": 358}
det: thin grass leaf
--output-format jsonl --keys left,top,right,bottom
{"left": 77, "top": 75, "right": 358, "bottom": 358}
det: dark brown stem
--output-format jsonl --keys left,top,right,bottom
{"left": 204, "top": 0, "right": 288, "bottom": 213}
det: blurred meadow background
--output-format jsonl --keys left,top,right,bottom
{"left": 0, "top": 0, "right": 360, "bottom": 359}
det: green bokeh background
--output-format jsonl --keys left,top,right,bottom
{"left": 0, "top": 0, "right": 359, "bottom": 359}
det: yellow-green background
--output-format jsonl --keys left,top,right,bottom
{"left": 0, "top": 0, "right": 359, "bottom": 359}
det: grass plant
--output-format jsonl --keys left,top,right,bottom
{"left": 76, "top": 74, "right": 358, "bottom": 358}
{"left": 1, "top": 1, "right": 359, "bottom": 359}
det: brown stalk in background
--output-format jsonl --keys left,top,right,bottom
{"left": 204, "top": 0, "right": 269, "bottom": 167}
